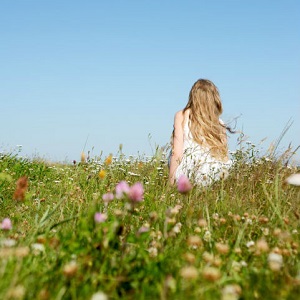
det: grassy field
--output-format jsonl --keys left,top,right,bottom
{"left": 0, "top": 145, "right": 300, "bottom": 300}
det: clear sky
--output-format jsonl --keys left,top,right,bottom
{"left": 1, "top": 0, "right": 299, "bottom": 163}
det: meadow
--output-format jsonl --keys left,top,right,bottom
{"left": 0, "top": 143, "right": 300, "bottom": 300}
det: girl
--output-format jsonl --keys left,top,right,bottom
{"left": 169, "top": 79, "right": 232, "bottom": 186}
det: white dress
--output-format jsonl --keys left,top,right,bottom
{"left": 175, "top": 118, "right": 232, "bottom": 186}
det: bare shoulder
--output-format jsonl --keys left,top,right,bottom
{"left": 174, "top": 110, "right": 184, "bottom": 119}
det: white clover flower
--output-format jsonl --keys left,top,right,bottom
{"left": 240, "top": 260, "right": 248, "bottom": 267}
{"left": 32, "top": 243, "right": 45, "bottom": 251}
{"left": 172, "top": 222, "right": 182, "bottom": 234}
{"left": 245, "top": 218, "right": 253, "bottom": 225}
{"left": 148, "top": 247, "right": 158, "bottom": 257}
{"left": 31, "top": 243, "right": 45, "bottom": 255}
{"left": 246, "top": 241, "right": 255, "bottom": 248}
{"left": 221, "top": 284, "right": 242, "bottom": 300}
{"left": 203, "top": 230, "right": 212, "bottom": 242}
{"left": 91, "top": 291, "right": 108, "bottom": 300}
{"left": 0, "top": 238, "right": 16, "bottom": 247}
{"left": 268, "top": 252, "right": 283, "bottom": 271}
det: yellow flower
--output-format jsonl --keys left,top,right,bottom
{"left": 98, "top": 170, "right": 106, "bottom": 179}
{"left": 105, "top": 154, "right": 113, "bottom": 166}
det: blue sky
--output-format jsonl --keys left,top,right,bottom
{"left": 1, "top": 1, "right": 299, "bottom": 163}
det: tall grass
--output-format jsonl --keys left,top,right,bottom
{"left": 0, "top": 144, "right": 299, "bottom": 300}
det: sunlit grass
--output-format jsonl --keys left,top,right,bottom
{"left": 0, "top": 145, "right": 299, "bottom": 300}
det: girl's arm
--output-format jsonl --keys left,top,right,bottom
{"left": 169, "top": 111, "right": 184, "bottom": 184}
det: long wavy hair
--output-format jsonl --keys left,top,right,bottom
{"left": 183, "top": 79, "right": 229, "bottom": 160}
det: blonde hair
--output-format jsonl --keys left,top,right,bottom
{"left": 183, "top": 79, "right": 228, "bottom": 160}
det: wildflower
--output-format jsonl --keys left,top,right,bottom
{"left": 194, "top": 227, "right": 201, "bottom": 233}
{"left": 137, "top": 226, "right": 150, "bottom": 234}
{"left": 13, "top": 176, "right": 28, "bottom": 201}
{"left": 105, "top": 154, "right": 113, "bottom": 166}
{"left": 259, "top": 216, "right": 269, "bottom": 224}
{"left": 202, "top": 266, "right": 221, "bottom": 281}
{"left": 148, "top": 247, "right": 158, "bottom": 257}
{"left": 1, "top": 218, "right": 12, "bottom": 230}
{"left": 172, "top": 222, "right": 182, "bottom": 234}
{"left": 203, "top": 230, "right": 212, "bottom": 242}
{"left": 221, "top": 284, "right": 242, "bottom": 300}
{"left": 198, "top": 219, "right": 208, "bottom": 227}
{"left": 187, "top": 235, "right": 203, "bottom": 248}
{"left": 183, "top": 252, "right": 196, "bottom": 264}
{"left": 91, "top": 291, "right": 108, "bottom": 300}
{"left": 115, "top": 181, "right": 130, "bottom": 199}
{"left": 1, "top": 239, "right": 16, "bottom": 247}
{"left": 98, "top": 170, "right": 106, "bottom": 179}
{"left": 167, "top": 217, "right": 176, "bottom": 224}
{"left": 177, "top": 175, "right": 192, "bottom": 194}
{"left": 273, "top": 228, "right": 282, "bottom": 236}
{"left": 212, "top": 213, "right": 219, "bottom": 220}
{"left": 215, "top": 243, "right": 230, "bottom": 255}
{"left": 128, "top": 182, "right": 144, "bottom": 202}
{"left": 219, "top": 217, "right": 227, "bottom": 224}
{"left": 256, "top": 239, "right": 269, "bottom": 253}
{"left": 234, "top": 247, "right": 242, "bottom": 254}
{"left": 285, "top": 173, "right": 300, "bottom": 186}
{"left": 94, "top": 213, "right": 107, "bottom": 223}
{"left": 63, "top": 261, "right": 78, "bottom": 277}
{"left": 246, "top": 241, "right": 255, "bottom": 248}
{"left": 240, "top": 261, "right": 247, "bottom": 268}
{"left": 169, "top": 204, "right": 182, "bottom": 215}
{"left": 213, "top": 257, "right": 223, "bottom": 267}
{"left": 149, "top": 211, "right": 158, "bottom": 221}
{"left": 180, "top": 266, "right": 198, "bottom": 280}
{"left": 202, "top": 251, "right": 215, "bottom": 263}
{"left": 102, "top": 193, "right": 114, "bottom": 204}
{"left": 268, "top": 252, "right": 283, "bottom": 271}
{"left": 231, "top": 261, "right": 242, "bottom": 272}
{"left": 31, "top": 243, "right": 45, "bottom": 255}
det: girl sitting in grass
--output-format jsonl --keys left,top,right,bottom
{"left": 169, "top": 79, "right": 232, "bottom": 186}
